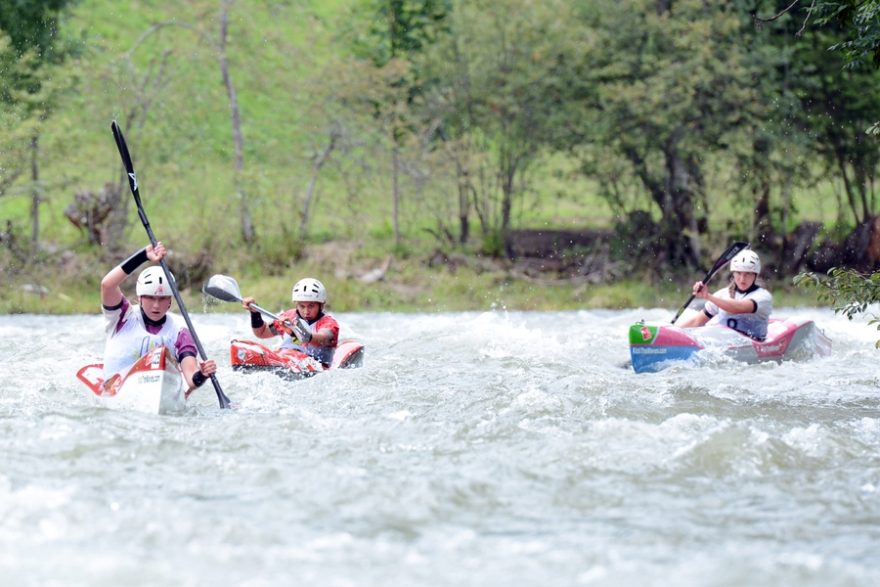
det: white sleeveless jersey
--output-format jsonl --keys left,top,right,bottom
{"left": 103, "top": 303, "right": 187, "bottom": 380}
{"left": 704, "top": 286, "right": 773, "bottom": 340}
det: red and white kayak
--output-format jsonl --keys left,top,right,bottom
{"left": 230, "top": 339, "right": 365, "bottom": 380}
{"left": 629, "top": 317, "right": 832, "bottom": 374}
{"left": 76, "top": 346, "right": 188, "bottom": 414}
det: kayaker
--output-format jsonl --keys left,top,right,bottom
{"left": 100, "top": 242, "right": 217, "bottom": 389}
{"left": 676, "top": 249, "right": 773, "bottom": 340}
{"left": 241, "top": 277, "right": 339, "bottom": 367}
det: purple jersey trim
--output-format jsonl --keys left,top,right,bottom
{"left": 113, "top": 297, "right": 131, "bottom": 335}
{"left": 175, "top": 328, "right": 198, "bottom": 361}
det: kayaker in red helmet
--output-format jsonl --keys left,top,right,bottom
{"left": 100, "top": 242, "right": 216, "bottom": 389}
{"left": 676, "top": 249, "right": 773, "bottom": 341}
{"left": 241, "top": 277, "right": 340, "bottom": 367}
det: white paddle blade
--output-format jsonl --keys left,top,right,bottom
{"left": 203, "top": 274, "right": 243, "bottom": 303}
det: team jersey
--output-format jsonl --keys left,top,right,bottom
{"left": 703, "top": 285, "right": 773, "bottom": 340}
{"left": 274, "top": 310, "right": 339, "bottom": 365}
{"left": 102, "top": 297, "right": 197, "bottom": 379}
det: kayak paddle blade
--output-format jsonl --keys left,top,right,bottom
{"left": 203, "top": 274, "right": 244, "bottom": 303}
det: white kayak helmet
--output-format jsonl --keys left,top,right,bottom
{"left": 292, "top": 277, "right": 327, "bottom": 303}
{"left": 730, "top": 250, "right": 761, "bottom": 274}
{"left": 136, "top": 266, "right": 174, "bottom": 297}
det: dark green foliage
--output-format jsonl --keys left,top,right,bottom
{"left": 794, "top": 267, "right": 880, "bottom": 344}
{"left": 353, "top": 0, "right": 451, "bottom": 66}
{"left": 813, "top": 0, "right": 880, "bottom": 67}
{"left": 0, "top": 0, "right": 77, "bottom": 61}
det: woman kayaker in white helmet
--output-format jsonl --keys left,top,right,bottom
{"left": 676, "top": 249, "right": 773, "bottom": 340}
{"left": 240, "top": 277, "right": 339, "bottom": 367}
{"left": 100, "top": 241, "right": 216, "bottom": 389}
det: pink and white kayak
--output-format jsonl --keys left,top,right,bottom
{"left": 629, "top": 317, "right": 832, "bottom": 374}
{"left": 76, "top": 346, "right": 189, "bottom": 414}
{"left": 230, "top": 339, "right": 365, "bottom": 380}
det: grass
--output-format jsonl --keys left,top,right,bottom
{"left": 0, "top": 1, "right": 853, "bottom": 317}
{"left": 0, "top": 244, "right": 827, "bottom": 316}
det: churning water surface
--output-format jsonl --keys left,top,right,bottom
{"left": 1, "top": 307, "right": 879, "bottom": 587}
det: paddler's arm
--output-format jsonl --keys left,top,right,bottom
{"left": 674, "top": 281, "right": 713, "bottom": 328}
{"left": 692, "top": 280, "right": 757, "bottom": 315}
{"left": 289, "top": 315, "right": 338, "bottom": 346}
{"left": 241, "top": 296, "right": 277, "bottom": 339}
{"left": 180, "top": 356, "right": 217, "bottom": 390}
{"left": 309, "top": 326, "right": 336, "bottom": 346}
{"left": 707, "top": 295, "right": 757, "bottom": 315}
{"left": 100, "top": 242, "right": 165, "bottom": 307}
{"left": 699, "top": 286, "right": 758, "bottom": 314}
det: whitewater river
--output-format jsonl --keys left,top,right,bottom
{"left": 1, "top": 307, "right": 879, "bottom": 586}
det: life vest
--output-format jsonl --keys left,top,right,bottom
{"left": 277, "top": 311, "right": 339, "bottom": 365}
{"left": 705, "top": 285, "right": 773, "bottom": 340}
{"left": 103, "top": 304, "right": 187, "bottom": 380}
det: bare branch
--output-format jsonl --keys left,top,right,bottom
{"left": 125, "top": 20, "right": 205, "bottom": 61}
{"left": 754, "top": 0, "right": 818, "bottom": 37}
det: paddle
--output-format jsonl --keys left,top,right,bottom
{"left": 203, "top": 274, "right": 292, "bottom": 327}
{"left": 111, "top": 121, "right": 232, "bottom": 409}
{"left": 670, "top": 241, "right": 749, "bottom": 325}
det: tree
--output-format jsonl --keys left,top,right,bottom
{"left": 574, "top": 0, "right": 762, "bottom": 270}
{"left": 106, "top": 1, "right": 256, "bottom": 246}
{"left": 349, "top": 0, "right": 451, "bottom": 250}
{"left": 0, "top": 0, "right": 79, "bottom": 254}
{"left": 771, "top": 0, "right": 880, "bottom": 332}
{"left": 787, "top": 25, "right": 880, "bottom": 228}
{"left": 0, "top": 35, "right": 38, "bottom": 199}
{"left": 419, "top": 0, "right": 575, "bottom": 251}
{"left": 95, "top": 42, "right": 174, "bottom": 255}
{"left": 217, "top": 0, "right": 254, "bottom": 244}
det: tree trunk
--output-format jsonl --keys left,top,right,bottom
{"left": 219, "top": 0, "right": 254, "bottom": 244}
{"left": 444, "top": 141, "right": 472, "bottom": 245}
{"left": 781, "top": 221, "right": 821, "bottom": 275}
{"left": 625, "top": 140, "right": 705, "bottom": 269}
{"left": 392, "top": 145, "right": 400, "bottom": 247}
{"left": 856, "top": 164, "right": 871, "bottom": 223}
{"left": 458, "top": 176, "right": 470, "bottom": 245}
{"left": 835, "top": 150, "right": 861, "bottom": 226}
{"left": 499, "top": 148, "right": 518, "bottom": 238}
{"left": 753, "top": 183, "right": 783, "bottom": 250}
{"left": 299, "top": 132, "right": 337, "bottom": 238}
{"left": 29, "top": 134, "right": 40, "bottom": 253}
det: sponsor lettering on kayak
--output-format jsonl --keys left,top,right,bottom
{"left": 631, "top": 347, "right": 668, "bottom": 355}
{"left": 754, "top": 340, "right": 789, "bottom": 358}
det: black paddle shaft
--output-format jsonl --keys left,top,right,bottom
{"left": 111, "top": 121, "right": 231, "bottom": 409}
{"left": 671, "top": 242, "right": 749, "bottom": 325}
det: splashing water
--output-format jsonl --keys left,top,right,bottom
{"left": 1, "top": 308, "right": 879, "bottom": 586}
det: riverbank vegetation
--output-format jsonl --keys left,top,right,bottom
{"left": 2, "top": 1, "right": 879, "bottom": 315}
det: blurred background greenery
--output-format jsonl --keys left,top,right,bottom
{"left": 2, "top": 0, "right": 879, "bottom": 314}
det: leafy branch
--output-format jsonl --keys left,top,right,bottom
{"left": 794, "top": 267, "right": 880, "bottom": 346}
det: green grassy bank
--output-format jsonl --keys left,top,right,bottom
{"left": 0, "top": 248, "right": 825, "bottom": 316}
